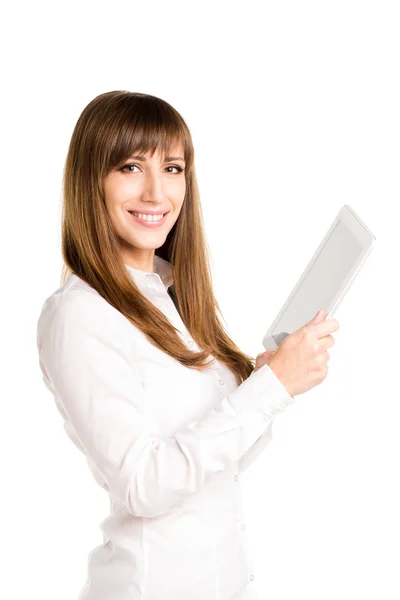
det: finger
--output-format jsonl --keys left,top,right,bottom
{"left": 320, "top": 334, "right": 335, "bottom": 350}
{"left": 309, "top": 318, "right": 340, "bottom": 338}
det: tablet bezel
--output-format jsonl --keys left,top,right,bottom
{"left": 262, "top": 204, "right": 376, "bottom": 348}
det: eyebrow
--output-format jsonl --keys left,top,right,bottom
{"left": 130, "top": 155, "right": 185, "bottom": 162}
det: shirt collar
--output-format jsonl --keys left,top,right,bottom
{"left": 124, "top": 254, "right": 174, "bottom": 292}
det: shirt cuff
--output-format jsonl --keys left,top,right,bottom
{"left": 229, "top": 362, "right": 295, "bottom": 417}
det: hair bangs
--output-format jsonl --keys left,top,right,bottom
{"left": 103, "top": 95, "right": 189, "bottom": 175}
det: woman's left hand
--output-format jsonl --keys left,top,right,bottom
{"left": 253, "top": 350, "right": 277, "bottom": 373}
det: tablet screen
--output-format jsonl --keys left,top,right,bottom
{"left": 274, "top": 219, "right": 364, "bottom": 335}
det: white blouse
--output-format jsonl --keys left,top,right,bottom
{"left": 36, "top": 254, "right": 295, "bottom": 600}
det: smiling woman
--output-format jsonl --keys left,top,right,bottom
{"left": 58, "top": 90, "right": 256, "bottom": 378}
{"left": 36, "top": 90, "right": 295, "bottom": 600}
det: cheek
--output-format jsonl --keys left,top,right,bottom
{"left": 175, "top": 184, "right": 186, "bottom": 209}
{"left": 104, "top": 200, "right": 117, "bottom": 224}
{"left": 172, "top": 201, "right": 184, "bottom": 220}
{"left": 105, "top": 192, "right": 126, "bottom": 220}
{"left": 104, "top": 201, "right": 126, "bottom": 237}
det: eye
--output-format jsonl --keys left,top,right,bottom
{"left": 120, "top": 164, "right": 140, "bottom": 173}
{"left": 120, "top": 164, "right": 185, "bottom": 174}
{"left": 165, "top": 165, "right": 185, "bottom": 174}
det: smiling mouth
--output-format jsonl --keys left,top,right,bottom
{"left": 128, "top": 211, "right": 169, "bottom": 216}
{"left": 127, "top": 210, "right": 170, "bottom": 226}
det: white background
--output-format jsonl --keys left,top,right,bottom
{"left": 2, "top": 1, "right": 399, "bottom": 598}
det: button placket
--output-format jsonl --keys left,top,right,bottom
{"left": 235, "top": 474, "right": 256, "bottom": 584}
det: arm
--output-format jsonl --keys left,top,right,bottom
{"left": 237, "top": 419, "right": 274, "bottom": 474}
{"left": 237, "top": 357, "right": 293, "bottom": 474}
{"left": 37, "top": 290, "right": 295, "bottom": 518}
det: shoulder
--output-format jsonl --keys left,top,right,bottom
{"left": 36, "top": 276, "right": 129, "bottom": 348}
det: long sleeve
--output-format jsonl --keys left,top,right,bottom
{"left": 37, "top": 290, "right": 295, "bottom": 519}
{"left": 237, "top": 420, "right": 274, "bottom": 474}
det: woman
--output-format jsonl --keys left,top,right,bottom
{"left": 36, "top": 90, "right": 338, "bottom": 600}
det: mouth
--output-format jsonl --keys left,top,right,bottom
{"left": 127, "top": 210, "right": 169, "bottom": 228}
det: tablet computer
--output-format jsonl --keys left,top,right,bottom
{"left": 262, "top": 204, "right": 376, "bottom": 351}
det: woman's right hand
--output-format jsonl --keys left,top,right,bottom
{"left": 268, "top": 308, "right": 340, "bottom": 397}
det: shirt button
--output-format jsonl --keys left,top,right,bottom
{"left": 188, "top": 340, "right": 194, "bottom": 346}
{"left": 263, "top": 414, "right": 270, "bottom": 421}
{"left": 249, "top": 574, "right": 255, "bottom": 582}
{"left": 234, "top": 474, "right": 239, "bottom": 481}
{"left": 241, "top": 524, "right": 246, "bottom": 531}
{"left": 219, "top": 378, "right": 224, "bottom": 385}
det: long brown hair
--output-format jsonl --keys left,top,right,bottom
{"left": 60, "top": 90, "right": 256, "bottom": 383}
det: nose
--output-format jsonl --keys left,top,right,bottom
{"left": 141, "top": 169, "right": 166, "bottom": 204}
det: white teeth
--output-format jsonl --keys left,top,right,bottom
{"left": 132, "top": 211, "right": 165, "bottom": 222}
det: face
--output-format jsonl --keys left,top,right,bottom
{"left": 103, "top": 144, "right": 186, "bottom": 271}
